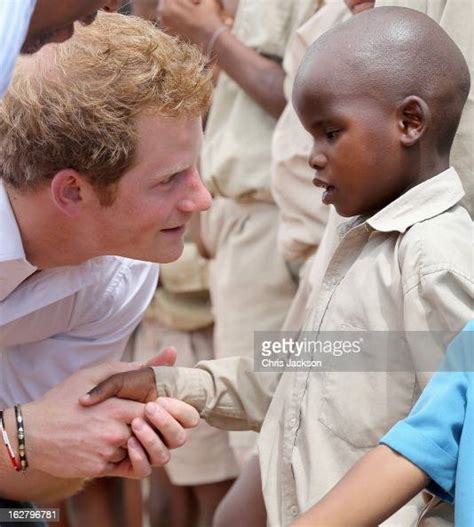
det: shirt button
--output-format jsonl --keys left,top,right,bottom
{"left": 288, "top": 505, "right": 298, "bottom": 516}
{"left": 289, "top": 418, "right": 297, "bottom": 428}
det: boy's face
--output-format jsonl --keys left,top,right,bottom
{"left": 293, "top": 55, "right": 409, "bottom": 218}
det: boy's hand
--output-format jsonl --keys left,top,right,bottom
{"left": 79, "top": 347, "right": 177, "bottom": 406}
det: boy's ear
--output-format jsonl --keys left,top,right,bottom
{"left": 397, "top": 95, "right": 431, "bottom": 146}
{"left": 50, "top": 169, "right": 85, "bottom": 218}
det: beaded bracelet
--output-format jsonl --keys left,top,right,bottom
{"left": 14, "top": 405, "right": 28, "bottom": 474}
{"left": 0, "top": 410, "right": 20, "bottom": 471}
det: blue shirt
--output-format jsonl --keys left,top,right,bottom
{"left": 381, "top": 321, "right": 474, "bottom": 526}
{"left": 0, "top": 0, "right": 37, "bottom": 97}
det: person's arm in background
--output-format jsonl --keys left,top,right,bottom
{"left": 158, "top": 0, "right": 286, "bottom": 118}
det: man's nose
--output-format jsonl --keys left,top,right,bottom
{"left": 178, "top": 169, "right": 212, "bottom": 213}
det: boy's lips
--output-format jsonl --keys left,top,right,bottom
{"left": 313, "top": 177, "right": 337, "bottom": 205}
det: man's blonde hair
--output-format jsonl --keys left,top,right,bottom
{"left": 0, "top": 13, "right": 212, "bottom": 202}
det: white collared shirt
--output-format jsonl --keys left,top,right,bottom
{"left": 0, "top": 0, "right": 37, "bottom": 97}
{"left": 0, "top": 182, "right": 159, "bottom": 407}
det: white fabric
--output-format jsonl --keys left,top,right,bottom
{"left": 0, "top": 0, "right": 37, "bottom": 96}
{"left": 0, "top": 182, "right": 159, "bottom": 407}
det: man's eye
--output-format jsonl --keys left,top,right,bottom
{"left": 160, "top": 173, "right": 179, "bottom": 185}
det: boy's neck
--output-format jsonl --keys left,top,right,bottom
{"left": 402, "top": 152, "right": 450, "bottom": 194}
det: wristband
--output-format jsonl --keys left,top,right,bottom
{"left": 0, "top": 410, "right": 20, "bottom": 471}
{"left": 206, "top": 26, "right": 229, "bottom": 58}
{"left": 14, "top": 405, "right": 28, "bottom": 474}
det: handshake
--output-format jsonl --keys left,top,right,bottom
{"left": 6, "top": 348, "right": 199, "bottom": 491}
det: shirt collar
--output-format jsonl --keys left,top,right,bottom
{"left": 366, "top": 168, "right": 465, "bottom": 234}
{"left": 0, "top": 182, "right": 37, "bottom": 301}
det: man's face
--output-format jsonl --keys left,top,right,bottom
{"left": 89, "top": 114, "right": 212, "bottom": 263}
{"left": 22, "top": 0, "right": 120, "bottom": 54}
{"left": 293, "top": 56, "right": 406, "bottom": 218}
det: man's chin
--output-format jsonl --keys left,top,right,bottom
{"left": 144, "top": 244, "right": 185, "bottom": 264}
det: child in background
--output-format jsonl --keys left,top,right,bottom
{"left": 292, "top": 321, "right": 474, "bottom": 527}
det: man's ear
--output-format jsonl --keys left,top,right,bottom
{"left": 50, "top": 169, "right": 85, "bottom": 217}
{"left": 397, "top": 95, "right": 431, "bottom": 147}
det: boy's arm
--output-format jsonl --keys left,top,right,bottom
{"left": 83, "top": 356, "right": 281, "bottom": 431}
{"left": 292, "top": 445, "right": 429, "bottom": 527}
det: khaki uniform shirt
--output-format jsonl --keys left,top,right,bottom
{"left": 155, "top": 168, "right": 473, "bottom": 526}
{"left": 272, "top": 1, "right": 350, "bottom": 261}
{"left": 376, "top": 0, "right": 473, "bottom": 217}
{"left": 201, "top": 0, "right": 318, "bottom": 203}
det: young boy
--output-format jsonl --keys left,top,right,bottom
{"left": 83, "top": 7, "right": 472, "bottom": 525}
{"left": 292, "top": 321, "right": 474, "bottom": 527}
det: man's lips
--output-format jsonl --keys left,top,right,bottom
{"left": 160, "top": 225, "right": 185, "bottom": 234}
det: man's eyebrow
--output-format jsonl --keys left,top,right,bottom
{"left": 155, "top": 164, "right": 191, "bottom": 178}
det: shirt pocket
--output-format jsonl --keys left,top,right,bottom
{"left": 318, "top": 326, "right": 417, "bottom": 448}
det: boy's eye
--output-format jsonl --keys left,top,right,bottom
{"left": 325, "top": 130, "right": 340, "bottom": 141}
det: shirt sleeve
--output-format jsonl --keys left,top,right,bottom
{"left": 381, "top": 325, "right": 473, "bottom": 502}
{"left": 402, "top": 265, "right": 473, "bottom": 389}
{"left": 154, "top": 357, "right": 281, "bottom": 431}
{"left": 0, "top": 0, "right": 37, "bottom": 96}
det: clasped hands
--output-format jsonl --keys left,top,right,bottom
{"left": 76, "top": 346, "right": 196, "bottom": 478}
{"left": 20, "top": 347, "right": 198, "bottom": 481}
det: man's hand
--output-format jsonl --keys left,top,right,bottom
{"left": 158, "top": 0, "right": 224, "bottom": 49}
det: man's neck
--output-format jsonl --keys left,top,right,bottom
{"left": 7, "top": 187, "right": 91, "bottom": 269}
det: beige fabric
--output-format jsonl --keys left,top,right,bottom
{"left": 201, "top": 0, "right": 318, "bottom": 202}
{"left": 375, "top": 0, "right": 473, "bottom": 217}
{"left": 272, "top": 1, "right": 351, "bottom": 262}
{"left": 135, "top": 322, "right": 240, "bottom": 486}
{"left": 201, "top": 198, "right": 297, "bottom": 448}
{"left": 155, "top": 169, "right": 473, "bottom": 525}
{"left": 144, "top": 241, "right": 213, "bottom": 332}
{"left": 201, "top": 199, "right": 297, "bottom": 361}
{"left": 159, "top": 243, "right": 210, "bottom": 293}
{"left": 200, "top": 0, "right": 319, "bottom": 447}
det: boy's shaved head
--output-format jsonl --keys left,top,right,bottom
{"left": 296, "top": 6, "right": 470, "bottom": 153}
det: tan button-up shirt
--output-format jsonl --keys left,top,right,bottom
{"left": 201, "top": 0, "right": 318, "bottom": 203}
{"left": 155, "top": 169, "right": 473, "bottom": 526}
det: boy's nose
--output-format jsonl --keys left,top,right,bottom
{"left": 309, "top": 151, "right": 327, "bottom": 170}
